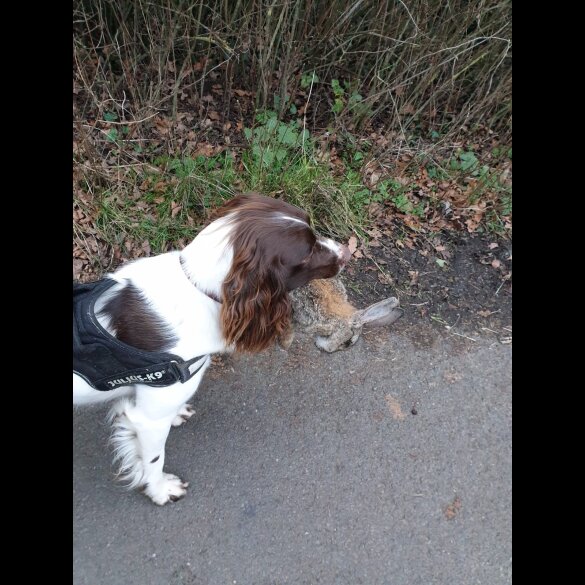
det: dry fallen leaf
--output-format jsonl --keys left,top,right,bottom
{"left": 153, "top": 180, "right": 167, "bottom": 193}
{"left": 171, "top": 203, "right": 182, "bottom": 218}
{"left": 378, "top": 272, "right": 394, "bottom": 285}
{"left": 193, "top": 56, "right": 208, "bottom": 72}
{"left": 154, "top": 117, "right": 171, "bottom": 135}
{"left": 465, "top": 218, "right": 479, "bottom": 232}
{"left": 73, "top": 259, "right": 85, "bottom": 280}
{"left": 208, "top": 110, "right": 221, "bottom": 121}
{"left": 347, "top": 236, "right": 358, "bottom": 254}
{"left": 444, "top": 495, "right": 462, "bottom": 520}
{"left": 141, "top": 240, "right": 151, "bottom": 256}
{"left": 194, "top": 143, "right": 216, "bottom": 157}
{"left": 385, "top": 394, "right": 406, "bottom": 420}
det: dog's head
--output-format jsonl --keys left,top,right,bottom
{"left": 209, "top": 193, "right": 350, "bottom": 352}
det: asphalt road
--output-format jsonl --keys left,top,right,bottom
{"left": 73, "top": 325, "right": 512, "bottom": 585}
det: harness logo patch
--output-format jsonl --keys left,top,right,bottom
{"left": 106, "top": 370, "right": 166, "bottom": 388}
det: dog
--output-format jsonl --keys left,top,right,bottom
{"left": 73, "top": 193, "right": 350, "bottom": 505}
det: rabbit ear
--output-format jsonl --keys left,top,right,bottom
{"left": 355, "top": 297, "right": 404, "bottom": 328}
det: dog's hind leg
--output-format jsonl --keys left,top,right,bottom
{"left": 109, "top": 399, "right": 185, "bottom": 505}
{"left": 110, "top": 364, "right": 208, "bottom": 505}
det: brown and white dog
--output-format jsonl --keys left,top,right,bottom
{"left": 73, "top": 193, "right": 350, "bottom": 505}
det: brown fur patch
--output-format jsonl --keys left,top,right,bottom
{"left": 309, "top": 279, "right": 356, "bottom": 319}
{"left": 100, "top": 283, "right": 178, "bottom": 352}
{"left": 212, "top": 194, "right": 344, "bottom": 352}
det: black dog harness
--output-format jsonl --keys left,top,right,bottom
{"left": 73, "top": 279, "right": 208, "bottom": 391}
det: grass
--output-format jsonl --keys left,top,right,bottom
{"left": 73, "top": 0, "right": 512, "bottom": 275}
{"left": 74, "top": 103, "right": 511, "bottom": 266}
{"left": 90, "top": 154, "right": 237, "bottom": 254}
{"left": 85, "top": 112, "right": 374, "bottom": 253}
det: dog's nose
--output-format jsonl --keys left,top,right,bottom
{"left": 339, "top": 245, "right": 351, "bottom": 265}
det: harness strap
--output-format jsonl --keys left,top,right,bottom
{"left": 91, "top": 354, "right": 209, "bottom": 391}
{"left": 73, "top": 278, "right": 210, "bottom": 391}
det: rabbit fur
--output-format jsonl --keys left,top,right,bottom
{"left": 282, "top": 277, "right": 404, "bottom": 352}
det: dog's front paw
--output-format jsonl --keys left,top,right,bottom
{"left": 171, "top": 403, "right": 196, "bottom": 427}
{"left": 144, "top": 473, "right": 189, "bottom": 505}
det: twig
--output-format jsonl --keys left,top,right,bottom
{"left": 395, "top": 0, "right": 420, "bottom": 39}
{"left": 481, "top": 327, "right": 499, "bottom": 334}
{"left": 302, "top": 72, "right": 316, "bottom": 158}
{"left": 90, "top": 112, "right": 161, "bottom": 126}
{"left": 430, "top": 315, "right": 448, "bottom": 325}
{"left": 448, "top": 331, "right": 477, "bottom": 342}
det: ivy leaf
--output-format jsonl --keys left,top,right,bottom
{"left": 106, "top": 128, "right": 119, "bottom": 142}
{"left": 300, "top": 71, "right": 319, "bottom": 89}
{"left": 332, "top": 98, "right": 344, "bottom": 114}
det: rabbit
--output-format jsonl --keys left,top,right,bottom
{"left": 281, "top": 277, "right": 404, "bottom": 352}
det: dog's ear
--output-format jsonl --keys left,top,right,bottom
{"left": 221, "top": 249, "right": 291, "bottom": 352}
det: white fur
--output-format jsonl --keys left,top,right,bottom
{"left": 278, "top": 214, "right": 308, "bottom": 225}
{"left": 73, "top": 219, "right": 234, "bottom": 505}
{"left": 322, "top": 237, "right": 344, "bottom": 258}
{"left": 74, "top": 209, "right": 345, "bottom": 505}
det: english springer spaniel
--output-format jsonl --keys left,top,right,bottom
{"left": 73, "top": 193, "right": 350, "bottom": 505}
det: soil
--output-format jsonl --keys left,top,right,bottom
{"left": 339, "top": 231, "right": 512, "bottom": 342}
